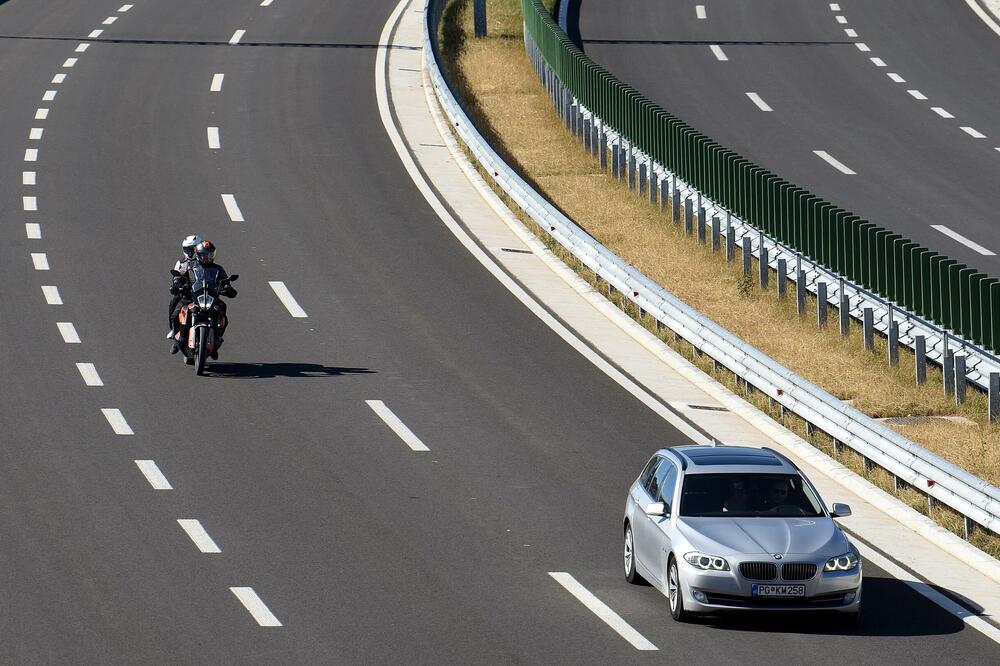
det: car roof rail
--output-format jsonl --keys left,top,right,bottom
{"left": 762, "top": 447, "right": 800, "bottom": 470}
{"left": 663, "top": 447, "right": 688, "bottom": 470}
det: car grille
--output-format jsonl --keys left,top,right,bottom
{"left": 703, "top": 591, "right": 853, "bottom": 609}
{"left": 739, "top": 562, "right": 777, "bottom": 581}
{"left": 781, "top": 563, "right": 817, "bottom": 581}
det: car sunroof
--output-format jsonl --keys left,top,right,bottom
{"left": 684, "top": 450, "right": 783, "bottom": 466}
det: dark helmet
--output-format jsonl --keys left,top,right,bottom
{"left": 195, "top": 240, "right": 217, "bottom": 265}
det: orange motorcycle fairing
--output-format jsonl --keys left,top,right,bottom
{"left": 178, "top": 304, "right": 190, "bottom": 325}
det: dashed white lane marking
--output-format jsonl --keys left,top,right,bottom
{"left": 76, "top": 43, "right": 90, "bottom": 52}
{"left": 42, "top": 90, "right": 56, "bottom": 101}
{"left": 135, "top": 460, "right": 172, "bottom": 490}
{"left": 25, "top": 223, "right": 41, "bottom": 239}
{"left": 931, "top": 224, "right": 995, "bottom": 255}
{"left": 88, "top": 29, "right": 103, "bottom": 38}
{"left": 23, "top": 196, "right": 37, "bottom": 211}
{"left": 42, "top": 286, "right": 62, "bottom": 304}
{"left": 57, "top": 322, "right": 80, "bottom": 343}
{"left": 102, "top": 16, "right": 118, "bottom": 25}
{"left": 961, "top": 126, "right": 986, "bottom": 139}
{"left": 76, "top": 363, "right": 104, "bottom": 386}
{"left": 745, "top": 92, "right": 772, "bottom": 112}
{"left": 695, "top": 5, "right": 706, "bottom": 19}
{"left": 908, "top": 89, "right": 927, "bottom": 100}
{"left": 261, "top": 0, "right": 275, "bottom": 5}
{"left": 995, "top": 147, "right": 1000, "bottom": 153}
{"left": 101, "top": 408, "right": 134, "bottom": 435}
{"left": 548, "top": 573, "right": 658, "bottom": 651}
{"left": 51, "top": 73, "right": 66, "bottom": 84}
{"left": 118, "top": 4, "right": 133, "bottom": 11}
{"left": 229, "top": 29, "right": 246, "bottom": 45}
{"left": 855, "top": 42, "right": 870, "bottom": 52}
{"left": 853, "top": 542, "right": 1000, "bottom": 645}
{"left": 177, "top": 519, "right": 221, "bottom": 553}
{"left": 835, "top": 15, "right": 847, "bottom": 24}
{"left": 829, "top": 2, "right": 840, "bottom": 9}
{"left": 267, "top": 281, "right": 308, "bottom": 318}
{"left": 207, "top": 127, "right": 221, "bottom": 149}
{"left": 813, "top": 150, "right": 856, "bottom": 175}
{"left": 931, "top": 106, "right": 954, "bottom": 118}
{"left": 211, "top": 73, "right": 225, "bottom": 91}
{"left": 25, "top": 148, "right": 38, "bottom": 161}
{"left": 23, "top": 171, "right": 36, "bottom": 185}
{"left": 888, "top": 72, "right": 905, "bottom": 83}
{"left": 870, "top": 57, "right": 886, "bottom": 67}
{"left": 365, "top": 400, "right": 430, "bottom": 451}
{"left": 31, "top": 253, "right": 49, "bottom": 270}
{"left": 709, "top": 44, "right": 728, "bottom": 61}
{"left": 62, "top": 58, "right": 77, "bottom": 68}
{"left": 221, "top": 194, "right": 244, "bottom": 221}
{"left": 35, "top": 108, "right": 49, "bottom": 120}
{"left": 29, "top": 127, "right": 43, "bottom": 140}
{"left": 844, "top": 28, "right": 857, "bottom": 37}
{"left": 230, "top": 587, "right": 282, "bottom": 627}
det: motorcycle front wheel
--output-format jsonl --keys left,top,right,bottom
{"left": 195, "top": 327, "right": 207, "bottom": 376}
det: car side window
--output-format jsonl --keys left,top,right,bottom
{"left": 639, "top": 456, "right": 661, "bottom": 497}
{"left": 659, "top": 464, "right": 678, "bottom": 508}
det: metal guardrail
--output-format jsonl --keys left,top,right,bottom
{"left": 423, "top": 0, "right": 1000, "bottom": 537}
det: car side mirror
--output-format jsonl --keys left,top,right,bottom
{"left": 831, "top": 503, "right": 852, "bottom": 518}
{"left": 645, "top": 502, "right": 668, "bottom": 517}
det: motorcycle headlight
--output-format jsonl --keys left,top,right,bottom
{"left": 824, "top": 551, "right": 860, "bottom": 572}
{"left": 684, "top": 552, "right": 730, "bottom": 571}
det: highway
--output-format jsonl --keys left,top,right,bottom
{"left": 0, "top": 0, "right": 996, "bottom": 661}
{"left": 575, "top": 0, "right": 1000, "bottom": 279}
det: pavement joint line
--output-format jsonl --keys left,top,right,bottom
{"left": 25, "top": 223, "right": 41, "bottom": 239}
{"left": 548, "top": 573, "right": 657, "bottom": 650}
{"left": 207, "top": 126, "right": 221, "bottom": 149}
{"left": 221, "top": 193, "right": 244, "bottom": 221}
{"left": 211, "top": 73, "right": 224, "bottom": 91}
{"left": 41, "top": 285, "right": 62, "bottom": 304}
{"left": 101, "top": 408, "right": 133, "bottom": 435}
{"left": 76, "top": 362, "right": 104, "bottom": 386}
{"left": 813, "top": 150, "right": 856, "bottom": 175}
{"left": 31, "top": 252, "right": 49, "bottom": 270}
{"left": 229, "top": 29, "right": 246, "bottom": 45}
{"left": 51, "top": 73, "right": 66, "bottom": 84}
{"left": 365, "top": 400, "right": 430, "bottom": 451}
{"left": 135, "top": 460, "right": 172, "bottom": 489}
{"left": 102, "top": 16, "right": 118, "bottom": 25}
{"left": 855, "top": 42, "right": 870, "bottom": 51}
{"left": 231, "top": 587, "right": 282, "bottom": 626}
{"left": 931, "top": 224, "right": 995, "bottom": 256}
{"left": 23, "top": 196, "right": 37, "bottom": 211}
{"left": 88, "top": 29, "right": 103, "bottom": 38}
{"left": 24, "top": 147, "right": 38, "bottom": 161}
{"left": 745, "top": 92, "right": 772, "bottom": 112}
{"left": 75, "top": 43, "right": 90, "bottom": 52}
{"left": 57, "top": 322, "right": 80, "bottom": 343}
{"left": 931, "top": 106, "right": 954, "bottom": 118}
{"left": 708, "top": 44, "right": 728, "bottom": 61}
{"left": 908, "top": 89, "right": 927, "bottom": 100}
{"left": 62, "top": 57, "right": 77, "bottom": 68}
{"left": 177, "top": 519, "right": 221, "bottom": 553}
{"left": 695, "top": 5, "right": 706, "bottom": 20}
{"left": 267, "top": 281, "right": 308, "bottom": 317}
{"left": 23, "top": 169, "right": 37, "bottom": 184}
{"left": 35, "top": 108, "right": 49, "bottom": 120}
{"left": 28, "top": 127, "right": 43, "bottom": 140}
{"left": 887, "top": 72, "right": 905, "bottom": 83}
{"left": 961, "top": 126, "right": 986, "bottom": 139}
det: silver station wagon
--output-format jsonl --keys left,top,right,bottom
{"left": 623, "top": 445, "right": 861, "bottom": 622}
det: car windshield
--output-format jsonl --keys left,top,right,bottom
{"left": 679, "top": 473, "right": 824, "bottom": 518}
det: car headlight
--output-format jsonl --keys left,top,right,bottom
{"left": 684, "top": 552, "right": 730, "bottom": 571}
{"left": 824, "top": 551, "right": 860, "bottom": 572}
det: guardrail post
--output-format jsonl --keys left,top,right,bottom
{"left": 638, "top": 162, "right": 647, "bottom": 197}
{"left": 591, "top": 124, "right": 599, "bottom": 158}
{"left": 473, "top": 0, "right": 486, "bottom": 37}
{"left": 990, "top": 372, "right": 1000, "bottom": 422}
{"left": 576, "top": 107, "right": 584, "bottom": 141}
{"left": 759, "top": 246, "right": 769, "bottom": 289}
{"left": 943, "top": 350, "right": 955, "bottom": 397}
{"left": 611, "top": 144, "right": 620, "bottom": 178}
{"left": 599, "top": 131, "right": 607, "bottom": 169}
{"left": 863, "top": 308, "right": 874, "bottom": 351}
{"left": 659, "top": 178, "right": 668, "bottom": 212}
{"left": 684, "top": 198, "right": 693, "bottom": 235}
{"left": 672, "top": 180, "right": 680, "bottom": 222}
{"left": 839, "top": 280, "right": 850, "bottom": 336}
{"left": 742, "top": 237, "right": 752, "bottom": 276}
{"left": 711, "top": 216, "right": 720, "bottom": 253}
{"left": 888, "top": 320, "right": 899, "bottom": 367}
{"left": 583, "top": 118, "right": 592, "bottom": 152}
{"left": 777, "top": 259, "right": 787, "bottom": 299}
{"left": 955, "top": 355, "right": 967, "bottom": 405}
{"left": 627, "top": 152, "right": 635, "bottom": 189}
{"left": 915, "top": 335, "right": 926, "bottom": 384}
{"left": 726, "top": 213, "right": 735, "bottom": 262}
{"left": 796, "top": 265, "right": 806, "bottom": 316}
{"left": 697, "top": 208, "right": 706, "bottom": 244}
{"left": 817, "top": 282, "right": 828, "bottom": 328}
{"left": 649, "top": 166, "right": 657, "bottom": 204}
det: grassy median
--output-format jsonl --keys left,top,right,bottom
{"left": 438, "top": 0, "right": 1000, "bottom": 552}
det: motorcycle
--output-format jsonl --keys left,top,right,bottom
{"left": 171, "top": 267, "right": 238, "bottom": 375}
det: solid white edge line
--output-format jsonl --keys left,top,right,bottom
{"left": 42, "top": 285, "right": 62, "bottom": 304}
{"left": 548, "top": 573, "right": 658, "bottom": 650}
{"left": 695, "top": 5, "right": 706, "bottom": 19}
{"left": 211, "top": 73, "right": 225, "bottom": 91}
{"left": 853, "top": 541, "right": 1000, "bottom": 644}
{"left": 76, "top": 362, "right": 104, "bottom": 386}
{"left": 25, "top": 223, "right": 41, "bottom": 239}
{"left": 230, "top": 587, "right": 282, "bottom": 626}
{"left": 135, "top": 460, "right": 172, "bottom": 490}
{"left": 964, "top": 0, "right": 1000, "bottom": 38}
{"left": 229, "top": 29, "right": 246, "bottom": 45}
{"left": 267, "top": 281, "right": 308, "bottom": 317}
{"left": 221, "top": 193, "right": 244, "bottom": 221}
{"left": 31, "top": 253, "right": 49, "bottom": 270}
{"left": 709, "top": 44, "right": 728, "bottom": 61}
{"left": 207, "top": 127, "right": 221, "bottom": 149}
{"left": 813, "top": 150, "right": 856, "bottom": 175}
{"left": 57, "top": 322, "right": 80, "bottom": 343}
{"left": 177, "top": 519, "right": 222, "bottom": 553}
{"left": 931, "top": 224, "right": 996, "bottom": 256}
{"left": 101, "top": 408, "right": 134, "bottom": 435}
{"left": 376, "top": 0, "right": 711, "bottom": 446}
{"left": 366, "top": 400, "right": 430, "bottom": 451}
{"left": 745, "top": 92, "right": 772, "bottom": 112}
{"left": 931, "top": 106, "right": 955, "bottom": 118}
{"left": 961, "top": 126, "right": 986, "bottom": 139}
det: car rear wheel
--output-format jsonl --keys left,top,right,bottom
{"left": 667, "top": 557, "right": 690, "bottom": 622}
{"left": 623, "top": 524, "right": 645, "bottom": 585}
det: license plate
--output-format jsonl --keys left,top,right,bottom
{"left": 751, "top": 584, "right": 805, "bottom": 597}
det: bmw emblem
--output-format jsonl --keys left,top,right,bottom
{"left": 773, "top": 554, "right": 783, "bottom": 560}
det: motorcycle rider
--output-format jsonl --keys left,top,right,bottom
{"left": 167, "top": 235, "right": 201, "bottom": 339}
{"left": 170, "top": 240, "right": 237, "bottom": 357}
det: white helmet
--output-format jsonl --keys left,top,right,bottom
{"left": 181, "top": 235, "right": 202, "bottom": 259}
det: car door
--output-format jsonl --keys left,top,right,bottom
{"left": 637, "top": 458, "right": 677, "bottom": 586}
{"left": 630, "top": 456, "right": 662, "bottom": 581}
{"left": 649, "top": 463, "right": 680, "bottom": 583}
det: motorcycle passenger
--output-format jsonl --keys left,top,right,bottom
{"left": 170, "top": 240, "right": 237, "bottom": 357}
{"left": 167, "top": 235, "right": 201, "bottom": 339}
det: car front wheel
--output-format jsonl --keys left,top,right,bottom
{"left": 624, "top": 524, "right": 645, "bottom": 585}
{"left": 667, "top": 557, "right": 690, "bottom": 622}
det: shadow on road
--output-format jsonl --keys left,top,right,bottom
{"left": 206, "top": 362, "right": 375, "bottom": 379}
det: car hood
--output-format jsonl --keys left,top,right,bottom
{"left": 677, "top": 516, "right": 848, "bottom": 557}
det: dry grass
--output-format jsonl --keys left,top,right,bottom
{"left": 438, "top": 0, "right": 1000, "bottom": 553}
